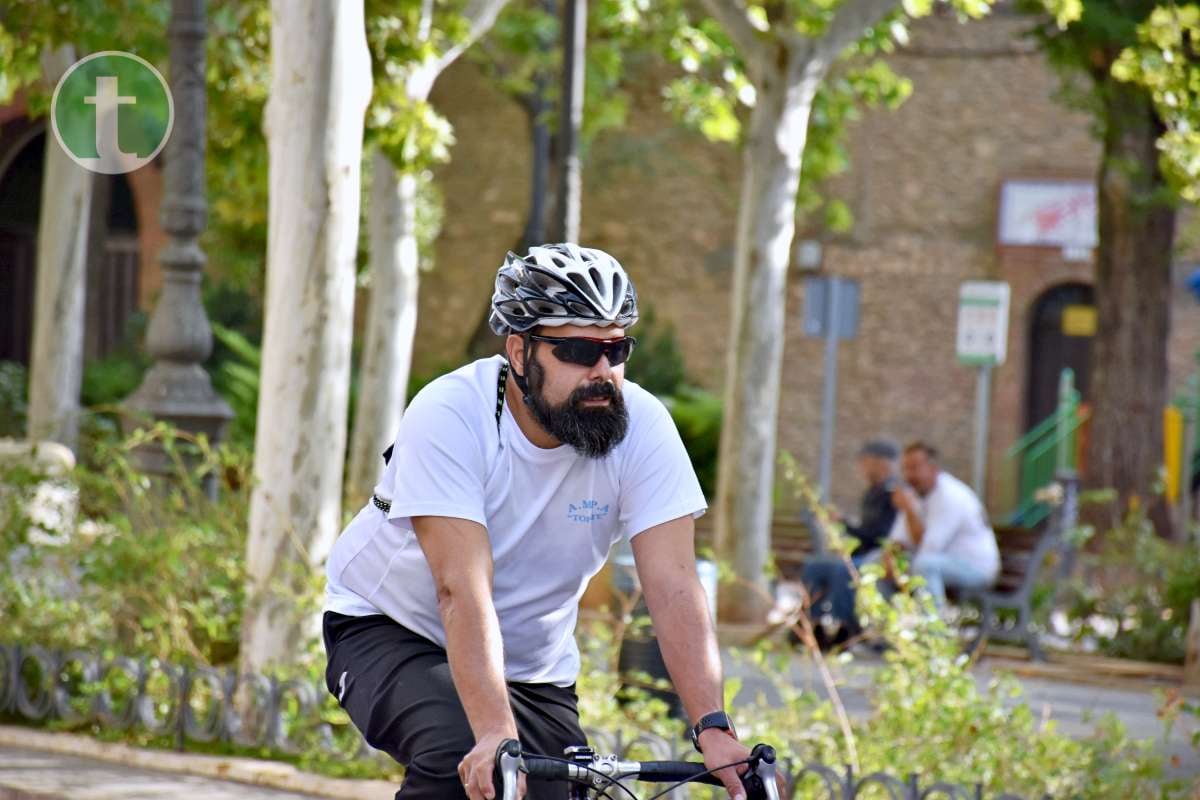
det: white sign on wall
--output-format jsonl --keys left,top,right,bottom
{"left": 997, "top": 179, "right": 1097, "bottom": 249}
{"left": 956, "top": 281, "right": 1011, "bottom": 366}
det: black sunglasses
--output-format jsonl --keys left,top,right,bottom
{"left": 527, "top": 334, "right": 638, "bottom": 367}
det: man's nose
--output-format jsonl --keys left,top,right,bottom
{"left": 586, "top": 355, "right": 613, "bottom": 381}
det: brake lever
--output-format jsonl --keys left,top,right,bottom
{"left": 748, "top": 743, "right": 780, "bottom": 800}
{"left": 495, "top": 738, "right": 522, "bottom": 800}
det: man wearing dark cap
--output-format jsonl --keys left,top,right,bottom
{"left": 800, "top": 438, "right": 900, "bottom": 646}
{"left": 841, "top": 439, "right": 901, "bottom": 562}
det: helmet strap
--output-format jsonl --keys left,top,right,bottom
{"left": 509, "top": 334, "right": 534, "bottom": 405}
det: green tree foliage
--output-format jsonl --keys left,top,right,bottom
{"left": 659, "top": 0, "right": 1073, "bottom": 228}
{"left": 665, "top": 11, "right": 916, "bottom": 230}
{"left": 0, "top": 1, "right": 273, "bottom": 298}
{"left": 473, "top": 0, "right": 658, "bottom": 152}
{"left": 365, "top": 0, "right": 463, "bottom": 172}
{"left": 1113, "top": 7, "right": 1200, "bottom": 201}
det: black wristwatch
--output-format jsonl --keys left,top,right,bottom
{"left": 690, "top": 710, "right": 737, "bottom": 753}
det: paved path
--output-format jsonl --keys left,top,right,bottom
{"left": 0, "top": 747, "right": 328, "bottom": 800}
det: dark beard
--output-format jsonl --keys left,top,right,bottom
{"left": 525, "top": 357, "right": 629, "bottom": 458}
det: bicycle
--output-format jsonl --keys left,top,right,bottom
{"left": 493, "top": 737, "right": 782, "bottom": 800}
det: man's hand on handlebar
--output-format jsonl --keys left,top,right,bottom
{"left": 697, "top": 730, "right": 783, "bottom": 800}
{"left": 459, "top": 729, "right": 526, "bottom": 800}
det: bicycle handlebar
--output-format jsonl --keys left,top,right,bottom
{"left": 494, "top": 739, "right": 781, "bottom": 800}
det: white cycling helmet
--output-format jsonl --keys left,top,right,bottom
{"left": 489, "top": 243, "right": 639, "bottom": 335}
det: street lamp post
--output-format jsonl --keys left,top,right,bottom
{"left": 123, "top": 0, "right": 231, "bottom": 494}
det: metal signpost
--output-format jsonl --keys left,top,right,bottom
{"left": 803, "top": 276, "right": 860, "bottom": 499}
{"left": 956, "top": 281, "right": 1011, "bottom": 496}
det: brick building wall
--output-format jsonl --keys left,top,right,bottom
{"left": 408, "top": 13, "right": 1200, "bottom": 515}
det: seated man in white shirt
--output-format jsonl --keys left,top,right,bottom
{"left": 884, "top": 441, "right": 1000, "bottom": 608}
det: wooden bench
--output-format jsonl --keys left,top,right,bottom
{"left": 956, "top": 523, "right": 1073, "bottom": 661}
{"left": 693, "top": 516, "right": 821, "bottom": 580}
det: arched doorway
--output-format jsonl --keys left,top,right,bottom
{"left": 1025, "top": 282, "right": 1095, "bottom": 429}
{"left": 0, "top": 123, "right": 44, "bottom": 364}
{"left": 0, "top": 123, "right": 141, "bottom": 367}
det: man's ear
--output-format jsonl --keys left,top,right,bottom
{"left": 506, "top": 334, "right": 525, "bottom": 375}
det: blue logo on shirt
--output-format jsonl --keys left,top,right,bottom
{"left": 568, "top": 499, "right": 610, "bottom": 523}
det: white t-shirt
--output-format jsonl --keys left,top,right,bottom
{"left": 324, "top": 356, "right": 707, "bottom": 687}
{"left": 888, "top": 471, "right": 1000, "bottom": 581}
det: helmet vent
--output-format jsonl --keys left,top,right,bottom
{"left": 567, "top": 272, "right": 593, "bottom": 296}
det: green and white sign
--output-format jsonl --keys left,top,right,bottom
{"left": 50, "top": 51, "right": 173, "bottom": 175}
{"left": 956, "top": 281, "right": 1010, "bottom": 366}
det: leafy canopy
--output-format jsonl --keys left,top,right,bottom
{"left": 1113, "top": 7, "right": 1200, "bottom": 200}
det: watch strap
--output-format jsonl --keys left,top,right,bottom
{"left": 690, "top": 710, "right": 735, "bottom": 753}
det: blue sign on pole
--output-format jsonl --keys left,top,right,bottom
{"left": 802, "top": 276, "right": 860, "bottom": 340}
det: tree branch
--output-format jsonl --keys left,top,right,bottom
{"left": 435, "top": 0, "right": 511, "bottom": 75}
{"left": 811, "top": 0, "right": 899, "bottom": 65}
{"left": 418, "top": 0, "right": 434, "bottom": 43}
{"left": 698, "top": 0, "right": 771, "bottom": 82}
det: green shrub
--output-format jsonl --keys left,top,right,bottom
{"left": 1060, "top": 506, "right": 1200, "bottom": 664}
{"left": 0, "top": 360, "right": 27, "bottom": 437}
{"left": 211, "top": 322, "right": 262, "bottom": 447}
{"left": 79, "top": 313, "right": 149, "bottom": 407}
{"left": 1, "top": 422, "right": 252, "bottom": 665}
{"left": 663, "top": 387, "right": 722, "bottom": 499}
{"left": 623, "top": 305, "right": 688, "bottom": 398}
{"left": 80, "top": 351, "right": 149, "bottom": 408}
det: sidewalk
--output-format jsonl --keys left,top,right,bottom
{"left": 0, "top": 727, "right": 396, "bottom": 800}
{"left": 0, "top": 747, "right": 325, "bottom": 800}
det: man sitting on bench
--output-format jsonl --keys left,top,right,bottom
{"left": 881, "top": 441, "right": 1000, "bottom": 608}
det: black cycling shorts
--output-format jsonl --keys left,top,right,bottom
{"left": 322, "top": 611, "right": 588, "bottom": 800}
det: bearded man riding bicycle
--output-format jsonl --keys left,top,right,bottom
{"left": 323, "top": 244, "right": 751, "bottom": 800}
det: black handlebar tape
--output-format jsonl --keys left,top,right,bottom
{"left": 636, "top": 761, "right": 723, "bottom": 786}
{"left": 521, "top": 756, "right": 572, "bottom": 780}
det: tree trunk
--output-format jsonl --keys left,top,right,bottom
{"left": 465, "top": 45, "right": 555, "bottom": 361}
{"left": 346, "top": 149, "right": 421, "bottom": 509}
{"left": 1085, "top": 78, "right": 1175, "bottom": 529}
{"left": 27, "top": 46, "right": 93, "bottom": 450}
{"left": 552, "top": 0, "right": 585, "bottom": 243}
{"left": 714, "top": 54, "right": 825, "bottom": 623}
{"left": 241, "top": 0, "right": 372, "bottom": 676}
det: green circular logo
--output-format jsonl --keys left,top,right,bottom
{"left": 51, "top": 51, "right": 174, "bottom": 175}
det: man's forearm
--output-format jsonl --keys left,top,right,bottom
{"left": 904, "top": 506, "right": 925, "bottom": 549}
{"left": 439, "top": 590, "right": 517, "bottom": 739}
{"left": 643, "top": 571, "right": 724, "bottom": 725}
